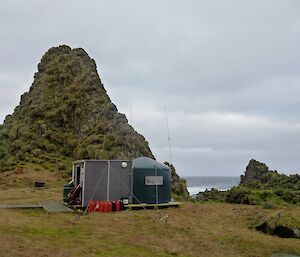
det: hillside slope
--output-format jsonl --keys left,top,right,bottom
{"left": 0, "top": 45, "right": 153, "bottom": 171}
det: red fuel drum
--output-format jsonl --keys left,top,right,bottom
{"left": 116, "top": 200, "right": 121, "bottom": 211}
{"left": 108, "top": 201, "right": 112, "bottom": 212}
{"left": 88, "top": 201, "right": 96, "bottom": 212}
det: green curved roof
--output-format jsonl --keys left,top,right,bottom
{"left": 132, "top": 157, "right": 170, "bottom": 170}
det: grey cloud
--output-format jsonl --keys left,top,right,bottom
{"left": 0, "top": 0, "right": 300, "bottom": 175}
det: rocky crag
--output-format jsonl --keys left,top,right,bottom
{"left": 240, "top": 159, "right": 300, "bottom": 191}
{"left": 0, "top": 45, "right": 188, "bottom": 197}
{"left": 0, "top": 46, "right": 153, "bottom": 172}
{"left": 0, "top": 46, "right": 144, "bottom": 166}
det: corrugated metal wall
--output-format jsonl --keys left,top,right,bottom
{"left": 109, "top": 161, "right": 132, "bottom": 202}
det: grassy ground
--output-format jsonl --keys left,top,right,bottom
{"left": 0, "top": 170, "right": 299, "bottom": 257}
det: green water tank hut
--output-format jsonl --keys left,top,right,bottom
{"left": 131, "top": 157, "right": 171, "bottom": 204}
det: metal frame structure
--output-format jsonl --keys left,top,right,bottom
{"left": 72, "top": 160, "right": 132, "bottom": 207}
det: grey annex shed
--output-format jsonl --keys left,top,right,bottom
{"left": 72, "top": 160, "right": 132, "bottom": 207}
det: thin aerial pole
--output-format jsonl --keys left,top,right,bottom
{"left": 164, "top": 105, "right": 173, "bottom": 165}
{"left": 130, "top": 104, "right": 133, "bottom": 127}
{"left": 155, "top": 165, "right": 158, "bottom": 206}
{"left": 129, "top": 104, "right": 133, "bottom": 161}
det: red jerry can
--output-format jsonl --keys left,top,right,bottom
{"left": 104, "top": 201, "right": 109, "bottom": 212}
{"left": 99, "top": 201, "right": 104, "bottom": 212}
{"left": 95, "top": 201, "right": 101, "bottom": 212}
{"left": 88, "top": 201, "right": 96, "bottom": 212}
{"left": 102, "top": 201, "right": 106, "bottom": 212}
{"left": 116, "top": 200, "right": 121, "bottom": 211}
{"left": 108, "top": 201, "right": 112, "bottom": 212}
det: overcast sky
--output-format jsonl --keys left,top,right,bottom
{"left": 0, "top": 1, "right": 300, "bottom": 176}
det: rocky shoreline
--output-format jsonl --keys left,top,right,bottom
{"left": 194, "top": 159, "right": 300, "bottom": 239}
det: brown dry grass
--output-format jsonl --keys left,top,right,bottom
{"left": 0, "top": 173, "right": 299, "bottom": 257}
{"left": 0, "top": 168, "right": 65, "bottom": 190}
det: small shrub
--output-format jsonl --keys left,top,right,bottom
{"left": 282, "top": 191, "right": 297, "bottom": 203}
{"left": 259, "top": 190, "right": 273, "bottom": 201}
{"left": 247, "top": 194, "right": 260, "bottom": 205}
{"left": 225, "top": 187, "right": 251, "bottom": 204}
{"left": 196, "top": 188, "right": 225, "bottom": 202}
{"left": 58, "top": 162, "right": 67, "bottom": 170}
{"left": 262, "top": 201, "right": 276, "bottom": 209}
{"left": 32, "top": 148, "right": 42, "bottom": 157}
{"left": 0, "top": 159, "right": 8, "bottom": 171}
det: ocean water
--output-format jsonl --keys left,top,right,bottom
{"left": 183, "top": 176, "right": 240, "bottom": 195}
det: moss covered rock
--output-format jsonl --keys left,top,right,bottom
{"left": 0, "top": 45, "right": 153, "bottom": 171}
{"left": 164, "top": 162, "right": 189, "bottom": 200}
{"left": 240, "top": 159, "right": 300, "bottom": 190}
{"left": 254, "top": 210, "right": 300, "bottom": 238}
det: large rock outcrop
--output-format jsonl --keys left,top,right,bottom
{"left": 240, "top": 159, "right": 300, "bottom": 191}
{"left": 240, "top": 159, "right": 269, "bottom": 186}
{"left": 0, "top": 45, "right": 153, "bottom": 171}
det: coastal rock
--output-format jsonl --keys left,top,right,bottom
{"left": 240, "top": 159, "right": 270, "bottom": 187}
{"left": 240, "top": 159, "right": 300, "bottom": 192}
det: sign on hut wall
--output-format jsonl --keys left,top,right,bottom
{"left": 145, "top": 176, "right": 163, "bottom": 185}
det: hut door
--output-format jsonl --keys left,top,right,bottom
{"left": 75, "top": 165, "right": 81, "bottom": 186}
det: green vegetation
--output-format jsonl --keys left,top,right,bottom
{"left": 196, "top": 160, "right": 300, "bottom": 206}
{"left": 0, "top": 45, "right": 153, "bottom": 173}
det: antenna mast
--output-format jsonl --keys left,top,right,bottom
{"left": 165, "top": 105, "right": 173, "bottom": 165}
{"left": 130, "top": 104, "right": 133, "bottom": 127}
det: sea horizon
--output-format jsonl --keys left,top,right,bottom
{"left": 183, "top": 176, "right": 240, "bottom": 196}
